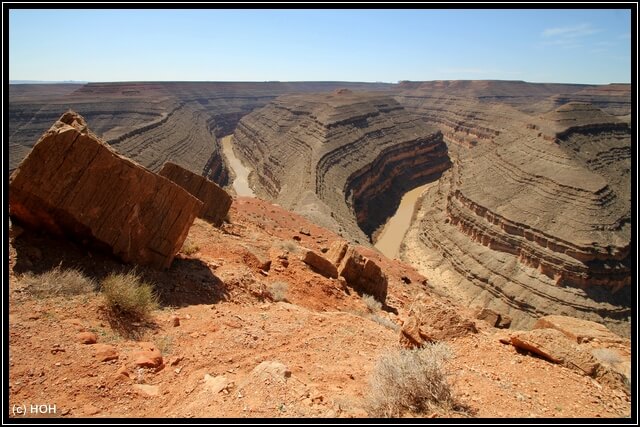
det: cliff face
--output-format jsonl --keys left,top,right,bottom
{"left": 233, "top": 91, "right": 451, "bottom": 242}
{"left": 397, "top": 85, "right": 631, "bottom": 335}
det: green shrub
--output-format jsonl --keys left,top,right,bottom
{"left": 101, "top": 272, "right": 159, "bottom": 320}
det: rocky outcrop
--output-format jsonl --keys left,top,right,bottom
{"left": 9, "top": 111, "right": 203, "bottom": 269}
{"left": 509, "top": 322, "right": 630, "bottom": 393}
{"left": 532, "top": 315, "right": 630, "bottom": 345}
{"left": 159, "top": 162, "right": 232, "bottom": 226}
{"left": 332, "top": 242, "right": 388, "bottom": 303}
{"left": 233, "top": 92, "right": 450, "bottom": 242}
{"left": 400, "top": 293, "right": 477, "bottom": 348}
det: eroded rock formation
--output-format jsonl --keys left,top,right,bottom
{"left": 9, "top": 111, "right": 202, "bottom": 269}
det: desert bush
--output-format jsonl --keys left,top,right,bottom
{"left": 366, "top": 342, "right": 456, "bottom": 417}
{"left": 280, "top": 240, "right": 299, "bottom": 254}
{"left": 362, "top": 293, "right": 382, "bottom": 312}
{"left": 369, "top": 314, "right": 400, "bottom": 332}
{"left": 268, "top": 281, "right": 289, "bottom": 302}
{"left": 101, "top": 272, "right": 159, "bottom": 320}
{"left": 591, "top": 348, "right": 623, "bottom": 366}
{"left": 180, "top": 237, "right": 200, "bottom": 256}
{"left": 21, "top": 266, "right": 96, "bottom": 298}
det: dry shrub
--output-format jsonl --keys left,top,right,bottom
{"left": 591, "top": 348, "right": 623, "bottom": 366}
{"left": 366, "top": 342, "right": 457, "bottom": 417}
{"left": 369, "top": 314, "right": 400, "bottom": 332}
{"left": 268, "top": 281, "right": 289, "bottom": 302}
{"left": 180, "top": 237, "right": 200, "bottom": 256}
{"left": 362, "top": 293, "right": 382, "bottom": 312}
{"left": 101, "top": 272, "right": 159, "bottom": 320}
{"left": 22, "top": 266, "right": 96, "bottom": 298}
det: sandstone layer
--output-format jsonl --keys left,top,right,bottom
{"left": 9, "top": 111, "right": 203, "bottom": 269}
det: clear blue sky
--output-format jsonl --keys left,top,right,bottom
{"left": 9, "top": 8, "right": 632, "bottom": 84}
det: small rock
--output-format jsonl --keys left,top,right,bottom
{"left": 134, "top": 384, "right": 160, "bottom": 396}
{"left": 132, "top": 343, "right": 163, "bottom": 368}
{"left": 171, "top": 316, "right": 180, "bottom": 327}
{"left": 82, "top": 404, "right": 100, "bottom": 415}
{"left": 76, "top": 331, "right": 98, "bottom": 344}
{"left": 401, "top": 275, "right": 411, "bottom": 284}
{"left": 299, "top": 228, "right": 311, "bottom": 236}
{"left": 204, "top": 374, "right": 230, "bottom": 393}
{"left": 94, "top": 344, "right": 118, "bottom": 362}
{"left": 292, "top": 235, "right": 301, "bottom": 241}
{"left": 170, "top": 356, "right": 183, "bottom": 366}
{"left": 116, "top": 365, "right": 131, "bottom": 379}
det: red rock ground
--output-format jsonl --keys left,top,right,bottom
{"left": 7, "top": 197, "right": 632, "bottom": 419}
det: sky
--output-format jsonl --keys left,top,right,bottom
{"left": 8, "top": 8, "right": 633, "bottom": 84}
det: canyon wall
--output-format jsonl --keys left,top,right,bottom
{"left": 232, "top": 91, "right": 451, "bottom": 242}
{"left": 396, "top": 82, "right": 631, "bottom": 335}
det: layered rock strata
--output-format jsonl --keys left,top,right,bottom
{"left": 9, "top": 111, "right": 202, "bottom": 269}
{"left": 158, "top": 162, "right": 232, "bottom": 226}
{"left": 400, "top": 94, "right": 630, "bottom": 335}
{"left": 232, "top": 91, "right": 450, "bottom": 241}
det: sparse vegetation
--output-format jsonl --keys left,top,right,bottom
{"left": 268, "top": 281, "right": 289, "bottom": 302}
{"left": 362, "top": 293, "right": 382, "bottom": 312}
{"left": 101, "top": 271, "right": 159, "bottom": 320}
{"left": 366, "top": 342, "right": 458, "bottom": 417}
{"left": 156, "top": 335, "right": 174, "bottom": 355}
{"left": 369, "top": 314, "right": 400, "bottom": 332}
{"left": 280, "top": 240, "right": 299, "bottom": 254}
{"left": 180, "top": 237, "right": 200, "bottom": 256}
{"left": 21, "top": 266, "right": 96, "bottom": 298}
{"left": 591, "top": 348, "right": 623, "bottom": 366}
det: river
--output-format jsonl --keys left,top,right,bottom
{"left": 374, "top": 181, "right": 438, "bottom": 259}
{"left": 220, "top": 135, "right": 254, "bottom": 197}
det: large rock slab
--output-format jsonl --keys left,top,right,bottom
{"left": 158, "top": 161, "right": 232, "bottom": 226}
{"left": 510, "top": 329, "right": 598, "bottom": 376}
{"left": 302, "top": 249, "right": 338, "bottom": 279}
{"left": 328, "top": 241, "right": 388, "bottom": 303}
{"left": 533, "top": 315, "right": 629, "bottom": 345}
{"left": 9, "top": 111, "right": 203, "bottom": 269}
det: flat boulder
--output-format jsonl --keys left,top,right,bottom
{"left": 302, "top": 249, "right": 338, "bottom": 279}
{"left": 533, "top": 315, "right": 629, "bottom": 345}
{"left": 9, "top": 111, "right": 203, "bottom": 270}
{"left": 158, "top": 162, "right": 232, "bottom": 226}
{"left": 510, "top": 329, "right": 598, "bottom": 376}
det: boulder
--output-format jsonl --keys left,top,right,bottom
{"left": 326, "top": 241, "right": 388, "bottom": 303}
{"left": 510, "top": 329, "right": 598, "bottom": 376}
{"left": 8, "top": 111, "right": 203, "bottom": 270}
{"left": 533, "top": 315, "right": 629, "bottom": 345}
{"left": 302, "top": 249, "right": 338, "bottom": 279}
{"left": 158, "top": 162, "right": 232, "bottom": 226}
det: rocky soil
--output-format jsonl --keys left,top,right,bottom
{"left": 7, "top": 196, "right": 632, "bottom": 419}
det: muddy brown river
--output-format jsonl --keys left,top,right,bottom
{"left": 221, "top": 135, "right": 255, "bottom": 197}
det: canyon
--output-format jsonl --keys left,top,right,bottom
{"left": 8, "top": 80, "right": 631, "bottom": 338}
